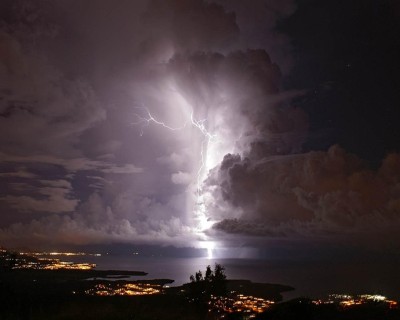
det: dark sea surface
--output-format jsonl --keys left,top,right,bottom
{"left": 66, "top": 254, "right": 400, "bottom": 301}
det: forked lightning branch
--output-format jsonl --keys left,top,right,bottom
{"left": 132, "top": 106, "right": 217, "bottom": 233}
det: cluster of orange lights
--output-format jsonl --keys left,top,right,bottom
{"left": 208, "top": 293, "right": 274, "bottom": 318}
{"left": 10, "top": 257, "right": 96, "bottom": 270}
{"left": 21, "top": 251, "right": 101, "bottom": 257}
{"left": 40, "top": 261, "right": 95, "bottom": 270}
{"left": 85, "top": 283, "right": 162, "bottom": 296}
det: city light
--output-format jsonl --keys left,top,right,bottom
{"left": 85, "top": 283, "right": 162, "bottom": 296}
{"left": 1, "top": 248, "right": 96, "bottom": 270}
{"left": 207, "top": 292, "right": 275, "bottom": 318}
{"left": 312, "top": 294, "right": 398, "bottom": 309}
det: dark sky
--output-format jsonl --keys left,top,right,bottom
{"left": 283, "top": 0, "right": 400, "bottom": 164}
{"left": 0, "top": 0, "right": 400, "bottom": 262}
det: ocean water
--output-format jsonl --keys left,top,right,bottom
{"left": 67, "top": 255, "right": 400, "bottom": 300}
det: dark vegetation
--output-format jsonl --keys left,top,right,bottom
{"left": 182, "top": 264, "right": 293, "bottom": 303}
{"left": 186, "top": 264, "right": 227, "bottom": 301}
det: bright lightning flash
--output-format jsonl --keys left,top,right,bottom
{"left": 132, "top": 104, "right": 217, "bottom": 234}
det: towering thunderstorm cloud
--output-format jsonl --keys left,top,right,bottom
{"left": 0, "top": 0, "right": 399, "bottom": 255}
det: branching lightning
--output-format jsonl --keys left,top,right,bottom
{"left": 132, "top": 107, "right": 188, "bottom": 136}
{"left": 189, "top": 112, "right": 216, "bottom": 194}
{"left": 132, "top": 102, "right": 219, "bottom": 259}
{"left": 133, "top": 107, "right": 216, "bottom": 232}
{"left": 132, "top": 106, "right": 217, "bottom": 233}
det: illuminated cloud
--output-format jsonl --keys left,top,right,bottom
{"left": 1, "top": 0, "right": 397, "bottom": 255}
{"left": 171, "top": 171, "right": 192, "bottom": 185}
{"left": 0, "top": 179, "right": 78, "bottom": 213}
{"left": 207, "top": 145, "right": 400, "bottom": 246}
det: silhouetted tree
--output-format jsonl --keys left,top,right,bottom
{"left": 188, "top": 263, "right": 228, "bottom": 305}
{"left": 213, "top": 264, "right": 226, "bottom": 281}
{"left": 211, "top": 264, "right": 227, "bottom": 296}
{"left": 205, "top": 265, "right": 213, "bottom": 282}
{"left": 195, "top": 270, "right": 203, "bottom": 282}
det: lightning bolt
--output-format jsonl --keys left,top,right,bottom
{"left": 132, "top": 105, "right": 216, "bottom": 232}
{"left": 189, "top": 112, "right": 216, "bottom": 194}
{"left": 132, "top": 107, "right": 188, "bottom": 136}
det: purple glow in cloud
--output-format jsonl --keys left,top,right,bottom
{"left": 1, "top": 0, "right": 399, "bottom": 259}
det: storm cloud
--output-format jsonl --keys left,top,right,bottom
{"left": 208, "top": 145, "right": 400, "bottom": 237}
{"left": 1, "top": 0, "right": 398, "bottom": 254}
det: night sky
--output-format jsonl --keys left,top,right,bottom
{"left": 1, "top": 0, "right": 400, "bottom": 269}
